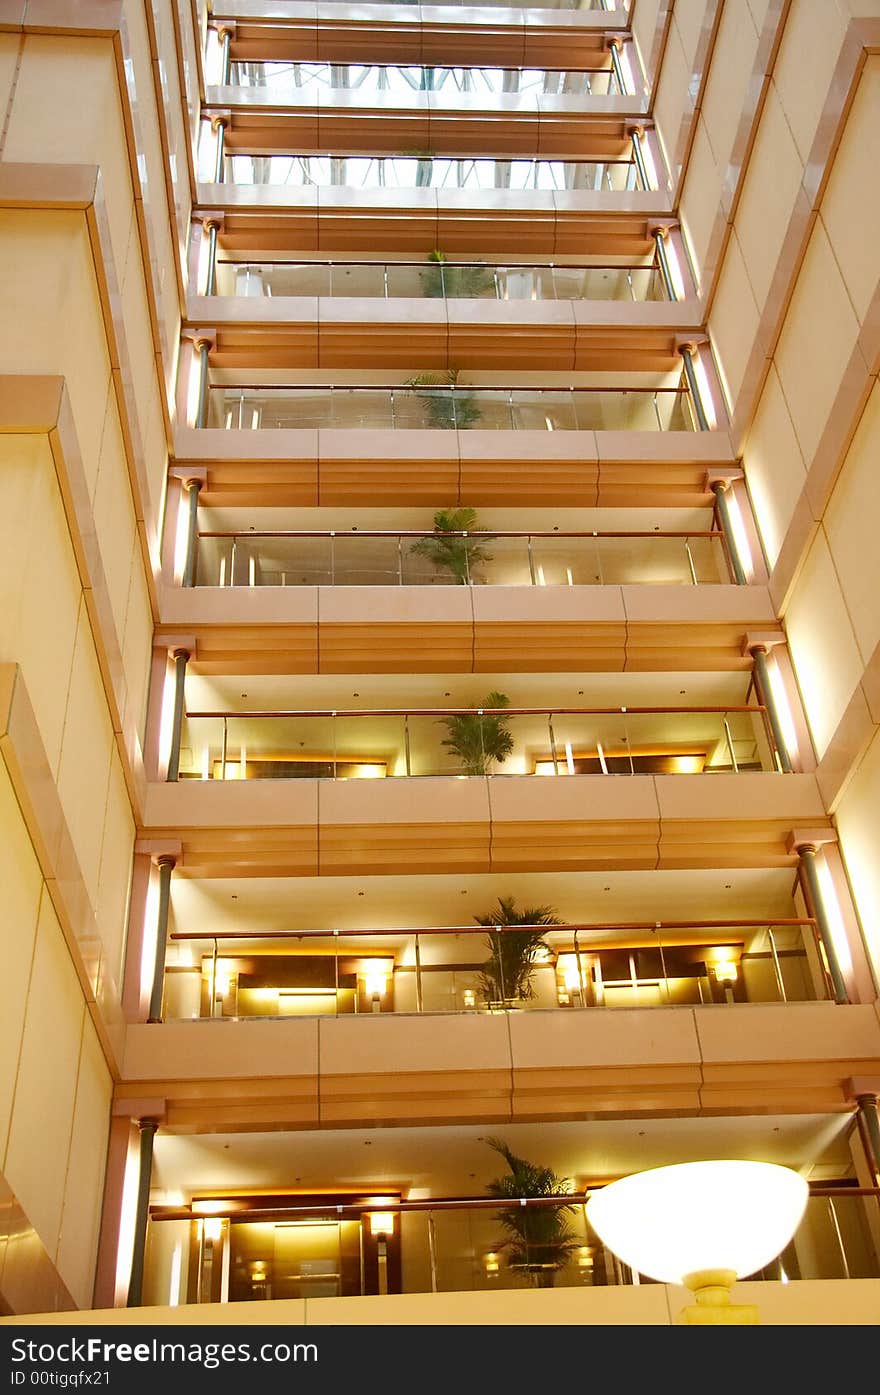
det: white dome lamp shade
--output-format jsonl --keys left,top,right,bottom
{"left": 585, "top": 1160, "right": 809, "bottom": 1325}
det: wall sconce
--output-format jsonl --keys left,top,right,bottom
{"left": 364, "top": 967, "right": 389, "bottom": 1012}
{"left": 202, "top": 1217, "right": 223, "bottom": 1243}
{"left": 586, "top": 1160, "right": 808, "bottom": 1324}
{"left": 484, "top": 1252, "right": 500, "bottom": 1276}
{"left": 368, "top": 1212, "right": 395, "bottom": 1238}
{"left": 713, "top": 960, "right": 738, "bottom": 984}
{"left": 462, "top": 988, "right": 476, "bottom": 1009}
{"left": 576, "top": 1246, "right": 593, "bottom": 1269}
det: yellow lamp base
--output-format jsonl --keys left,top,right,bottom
{"left": 677, "top": 1269, "right": 760, "bottom": 1325}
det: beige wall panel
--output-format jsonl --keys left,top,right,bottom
{"left": 3, "top": 895, "right": 84, "bottom": 1262}
{"left": 708, "top": 230, "right": 761, "bottom": 413}
{"left": 771, "top": 0, "right": 848, "bottom": 164}
{"left": 140, "top": 375, "right": 170, "bottom": 529}
{"left": 0, "top": 213, "right": 113, "bottom": 480}
{"left": 56, "top": 606, "right": 115, "bottom": 903}
{"left": 699, "top": 0, "right": 760, "bottom": 175}
{"left": 0, "top": 33, "right": 19, "bottom": 123}
{"left": 121, "top": 224, "right": 168, "bottom": 508}
{"left": 0, "top": 437, "right": 81, "bottom": 776}
{"left": 834, "top": 726, "right": 880, "bottom": 986}
{"left": 95, "top": 750, "right": 135, "bottom": 988}
{"left": 823, "top": 379, "right": 880, "bottom": 663}
{"left": 632, "top": 0, "right": 663, "bottom": 80}
{"left": 678, "top": 117, "right": 724, "bottom": 285}
{"left": 55, "top": 1022, "right": 112, "bottom": 1309}
{"left": 819, "top": 58, "right": 880, "bottom": 324}
{"left": 93, "top": 399, "right": 137, "bottom": 644}
{"left": 5, "top": 38, "right": 134, "bottom": 275}
{"left": 774, "top": 220, "right": 861, "bottom": 465}
{"left": 785, "top": 530, "right": 863, "bottom": 758}
{"left": 653, "top": 21, "right": 688, "bottom": 175}
{"left": 146, "top": 0, "right": 194, "bottom": 261}
{"left": 742, "top": 362, "right": 809, "bottom": 566}
{"left": 733, "top": 84, "right": 805, "bottom": 309}
{"left": 121, "top": 557, "right": 153, "bottom": 743}
{"left": 672, "top": 0, "right": 713, "bottom": 61}
{"left": 0, "top": 764, "right": 43, "bottom": 1162}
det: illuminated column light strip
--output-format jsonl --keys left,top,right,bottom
{"left": 767, "top": 652, "right": 800, "bottom": 766}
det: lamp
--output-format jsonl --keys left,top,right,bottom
{"left": 368, "top": 1211, "right": 395, "bottom": 1238}
{"left": 713, "top": 959, "right": 738, "bottom": 984}
{"left": 585, "top": 1160, "right": 808, "bottom": 1324}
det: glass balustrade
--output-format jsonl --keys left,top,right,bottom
{"left": 214, "top": 259, "right": 667, "bottom": 301}
{"left": 226, "top": 61, "right": 622, "bottom": 97}
{"left": 194, "top": 531, "right": 733, "bottom": 587}
{"left": 206, "top": 385, "right": 695, "bottom": 430}
{"left": 219, "top": 154, "right": 642, "bottom": 190}
{"left": 161, "top": 920, "right": 833, "bottom": 1024}
{"left": 176, "top": 705, "right": 779, "bottom": 783}
{"left": 143, "top": 1187, "right": 879, "bottom": 1306}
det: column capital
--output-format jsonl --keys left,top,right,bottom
{"left": 201, "top": 214, "right": 224, "bottom": 234}
{"left": 112, "top": 1098, "right": 166, "bottom": 1121}
{"left": 169, "top": 465, "right": 208, "bottom": 486}
{"left": 154, "top": 633, "right": 197, "bottom": 656}
{"left": 706, "top": 468, "right": 743, "bottom": 492}
{"left": 209, "top": 112, "right": 230, "bottom": 133}
{"left": 785, "top": 827, "right": 838, "bottom": 855}
{"left": 844, "top": 1077, "right": 880, "bottom": 1101}
{"left": 648, "top": 220, "right": 678, "bottom": 239}
{"left": 135, "top": 838, "right": 183, "bottom": 862}
{"left": 742, "top": 630, "right": 784, "bottom": 657}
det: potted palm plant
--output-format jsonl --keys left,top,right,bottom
{"left": 439, "top": 690, "right": 514, "bottom": 775}
{"left": 423, "top": 249, "right": 496, "bottom": 300}
{"left": 409, "top": 506, "right": 494, "bottom": 585}
{"left": 484, "top": 1137, "right": 580, "bottom": 1288}
{"left": 405, "top": 367, "right": 482, "bottom": 429}
{"left": 474, "top": 896, "right": 561, "bottom": 1006}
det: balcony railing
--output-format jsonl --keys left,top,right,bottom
{"left": 161, "top": 919, "right": 835, "bottom": 1023}
{"left": 226, "top": 61, "right": 623, "bottom": 97}
{"left": 193, "top": 530, "right": 735, "bottom": 587}
{"left": 216, "top": 153, "right": 644, "bottom": 190}
{"left": 206, "top": 384, "right": 696, "bottom": 430}
{"left": 175, "top": 704, "right": 780, "bottom": 781}
{"left": 144, "top": 1187, "right": 880, "bottom": 1304}
{"left": 213, "top": 258, "right": 668, "bottom": 301}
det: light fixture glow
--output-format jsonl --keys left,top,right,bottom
{"left": 203, "top": 1217, "right": 223, "bottom": 1242}
{"left": 585, "top": 1160, "right": 808, "bottom": 1285}
{"left": 484, "top": 1251, "right": 500, "bottom": 1275}
{"left": 462, "top": 988, "right": 476, "bottom": 1008}
{"left": 713, "top": 959, "right": 738, "bottom": 984}
{"left": 369, "top": 1211, "right": 395, "bottom": 1237}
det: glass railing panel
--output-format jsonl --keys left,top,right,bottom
{"left": 211, "top": 260, "right": 667, "bottom": 303}
{"left": 226, "top": 63, "right": 616, "bottom": 98}
{"left": 221, "top": 154, "right": 640, "bottom": 191}
{"left": 466, "top": 534, "right": 531, "bottom": 585}
{"left": 328, "top": 714, "right": 407, "bottom": 778}
{"left": 205, "top": 386, "right": 695, "bottom": 432}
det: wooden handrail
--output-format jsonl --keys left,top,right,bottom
{"left": 185, "top": 704, "right": 767, "bottom": 718}
{"left": 197, "top": 529, "right": 722, "bottom": 540}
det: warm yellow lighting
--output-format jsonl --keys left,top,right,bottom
{"left": 577, "top": 1246, "right": 594, "bottom": 1269}
{"left": 668, "top": 754, "right": 704, "bottom": 773}
{"left": 191, "top": 1198, "right": 233, "bottom": 1216}
{"left": 484, "top": 1251, "right": 500, "bottom": 1275}
{"left": 364, "top": 966, "right": 389, "bottom": 999}
{"left": 586, "top": 1160, "right": 808, "bottom": 1288}
{"left": 202, "top": 1217, "right": 223, "bottom": 1242}
{"left": 713, "top": 960, "right": 738, "bottom": 984}
{"left": 564, "top": 741, "right": 575, "bottom": 775}
{"left": 766, "top": 653, "right": 800, "bottom": 766}
{"left": 558, "top": 954, "right": 583, "bottom": 992}
{"left": 213, "top": 960, "right": 233, "bottom": 998}
{"left": 462, "top": 988, "right": 476, "bottom": 1008}
{"left": 369, "top": 1211, "right": 395, "bottom": 1237}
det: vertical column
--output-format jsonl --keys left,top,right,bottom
{"left": 203, "top": 219, "right": 220, "bottom": 296}
{"left": 194, "top": 339, "right": 211, "bottom": 428}
{"left": 855, "top": 1094, "right": 880, "bottom": 1181}
{"left": 218, "top": 25, "right": 233, "bottom": 85}
{"left": 629, "top": 125, "right": 650, "bottom": 190}
{"left": 148, "top": 855, "right": 176, "bottom": 1023}
{"left": 608, "top": 37, "right": 626, "bottom": 95}
{"left": 795, "top": 843, "right": 848, "bottom": 1004}
{"left": 652, "top": 226, "right": 678, "bottom": 302}
{"left": 749, "top": 643, "right": 793, "bottom": 773}
{"left": 182, "top": 479, "right": 203, "bottom": 587}
{"left": 679, "top": 344, "right": 710, "bottom": 431}
{"left": 212, "top": 116, "right": 228, "bottom": 184}
{"left": 710, "top": 479, "right": 747, "bottom": 585}
{"left": 167, "top": 648, "right": 190, "bottom": 782}
{"left": 126, "top": 1119, "right": 159, "bottom": 1308}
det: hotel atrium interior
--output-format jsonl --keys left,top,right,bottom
{"left": 0, "top": 0, "right": 880, "bottom": 1324}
